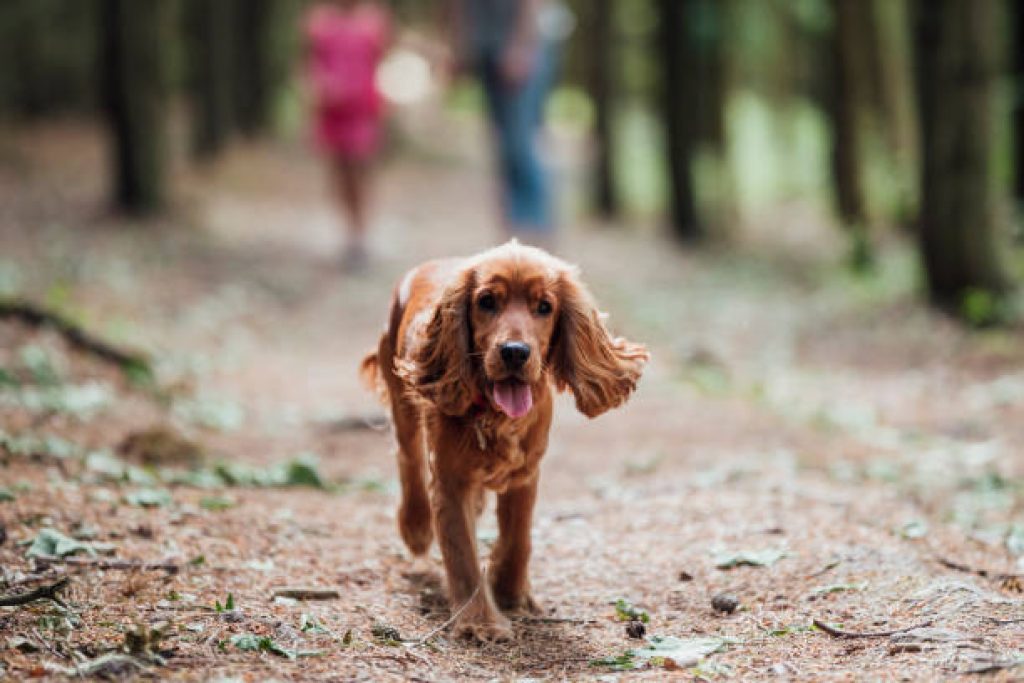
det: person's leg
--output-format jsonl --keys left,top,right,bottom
{"left": 500, "top": 41, "right": 556, "bottom": 238}
{"left": 479, "top": 53, "right": 516, "bottom": 231}
{"left": 331, "top": 156, "right": 370, "bottom": 268}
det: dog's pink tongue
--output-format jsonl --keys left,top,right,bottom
{"left": 492, "top": 380, "right": 533, "bottom": 419}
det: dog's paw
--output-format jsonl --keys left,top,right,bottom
{"left": 494, "top": 592, "right": 542, "bottom": 616}
{"left": 453, "top": 613, "right": 513, "bottom": 643}
{"left": 398, "top": 501, "right": 433, "bottom": 556}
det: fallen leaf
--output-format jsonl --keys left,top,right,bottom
{"left": 714, "top": 548, "right": 787, "bottom": 569}
{"left": 25, "top": 528, "right": 114, "bottom": 558}
{"left": 124, "top": 488, "right": 173, "bottom": 508}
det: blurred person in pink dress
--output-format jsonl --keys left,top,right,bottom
{"left": 306, "top": 0, "right": 390, "bottom": 269}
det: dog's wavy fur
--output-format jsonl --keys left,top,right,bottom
{"left": 361, "top": 241, "right": 647, "bottom": 641}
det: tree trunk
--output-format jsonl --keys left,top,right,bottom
{"left": 871, "top": 0, "right": 920, "bottom": 222}
{"left": 233, "top": 0, "right": 277, "bottom": 136}
{"left": 828, "top": 0, "right": 871, "bottom": 266}
{"left": 693, "top": 0, "right": 725, "bottom": 155}
{"left": 1013, "top": 0, "right": 1024, "bottom": 209}
{"left": 100, "top": 0, "right": 170, "bottom": 214}
{"left": 185, "top": 0, "right": 235, "bottom": 159}
{"left": 657, "top": 0, "right": 701, "bottom": 242}
{"left": 588, "top": 0, "right": 617, "bottom": 218}
{"left": 915, "top": 0, "right": 1013, "bottom": 311}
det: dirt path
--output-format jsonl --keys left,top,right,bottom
{"left": 1, "top": 121, "right": 1023, "bottom": 681}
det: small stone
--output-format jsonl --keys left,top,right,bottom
{"left": 625, "top": 619, "right": 646, "bottom": 639}
{"left": 678, "top": 570, "right": 694, "bottom": 582}
{"left": 711, "top": 592, "right": 739, "bottom": 614}
{"left": 371, "top": 621, "right": 402, "bottom": 643}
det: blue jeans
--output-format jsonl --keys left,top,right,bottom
{"left": 478, "top": 42, "right": 556, "bottom": 233}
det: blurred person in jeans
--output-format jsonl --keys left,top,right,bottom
{"left": 306, "top": 0, "right": 390, "bottom": 270}
{"left": 449, "top": 0, "right": 572, "bottom": 247}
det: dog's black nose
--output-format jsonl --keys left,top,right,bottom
{"left": 500, "top": 342, "right": 531, "bottom": 369}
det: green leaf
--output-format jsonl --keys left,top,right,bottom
{"left": 590, "top": 652, "right": 637, "bottom": 670}
{"left": 299, "top": 613, "right": 331, "bottom": 635}
{"left": 714, "top": 547, "right": 787, "bottom": 569}
{"left": 85, "top": 450, "right": 128, "bottom": 479}
{"left": 614, "top": 598, "right": 650, "bottom": 623}
{"left": 19, "top": 345, "right": 62, "bottom": 386}
{"left": 26, "top": 528, "right": 114, "bottom": 558}
{"left": 591, "top": 636, "right": 727, "bottom": 671}
{"left": 226, "top": 593, "right": 235, "bottom": 610}
{"left": 1006, "top": 524, "right": 1024, "bottom": 557}
{"left": 229, "top": 633, "right": 322, "bottom": 660}
{"left": 898, "top": 520, "right": 929, "bottom": 539}
{"left": 173, "top": 396, "right": 245, "bottom": 432}
{"left": 0, "top": 487, "right": 14, "bottom": 502}
{"left": 283, "top": 454, "right": 326, "bottom": 488}
{"left": 124, "top": 488, "right": 173, "bottom": 508}
{"left": 632, "top": 636, "right": 726, "bottom": 667}
{"left": 810, "top": 583, "right": 867, "bottom": 597}
{"left": 199, "top": 496, "right": 234, "bottom": 511}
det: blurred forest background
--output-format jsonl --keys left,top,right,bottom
{"left": 3, "top": 2, "right": 1024, "bottom": 679}
{"left": 0, "top": 0, "right": 1021, "bottom": 324}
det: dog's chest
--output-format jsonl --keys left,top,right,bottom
{"left": 474, "top": 417, "right": 533, "bottom": 493}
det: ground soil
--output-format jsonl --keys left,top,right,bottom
{"left": 1, "top": 117, "right": 1023, "bottom": 681}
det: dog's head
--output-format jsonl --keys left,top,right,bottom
{"left": 406, "top": 241, "right": 649, "bottom": 419}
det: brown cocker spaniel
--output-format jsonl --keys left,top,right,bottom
{"left": 361, "top": 241, "right": 648, "bottom": 641}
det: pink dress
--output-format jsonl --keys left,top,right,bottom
{"left": 306, "top": 4, "right": 390, "bottom": 160}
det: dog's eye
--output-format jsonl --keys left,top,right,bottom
{"left": 537, "top": 299, "right": 553, "bottom": 316}
{"left": 478, "top": 293, "right": 497, "bottom": 312}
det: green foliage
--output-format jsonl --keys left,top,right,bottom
{"left": 614, "top": 598, "right": 650, "bottom": 623}
{"left": 214, "top": 593, "right": 235, "bottom": 612}
{"left": 960, "top": 288, "right": 1007, "bottom": 328}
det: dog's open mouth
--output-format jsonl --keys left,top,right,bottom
{"left": 491, "top": 379, "right": 533, "bottom": 419}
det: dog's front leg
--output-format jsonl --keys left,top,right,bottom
{"left": 490, "top": 475, "right": 541, "bottom": 614}
{"left": 433, "top": 446, "right": 512, "bottom": 642}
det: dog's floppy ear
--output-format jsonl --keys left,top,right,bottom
{"left": 550, "top": 269, "right": 649, "bottom": 418}
{"left": 399, "top": 267, "right": 477, "bottom": 416}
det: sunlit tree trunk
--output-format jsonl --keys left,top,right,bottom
{"left": 915, "top": 0, "right": 1013, "bottom": 311}
{"left": 657, "top": 0, "right": 701, "bottom": 242}
{"left": 100, "top": 0, "right": 170, "bottom": 214}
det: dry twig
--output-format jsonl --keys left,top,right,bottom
{"left": 513, "top": 616, "right": 598, "bottom": 625}
{"left": 404, "top": 583, "right": 482, "bottom": 648}
{"left": 33, "top": 555, "right": 180, "bottom": 574}
{"left": 812, "top": 618, "right": 934, "bottom": 639}
{"left": 272, "top": 587, "right": 341, "bottom": 600}
{"left": 934, "top": 556, "right": 1023, "bottom": 582}
{"left": 0, "top": 576, "right": 71, "bottom": 608}
{"left": 0, "top": 298, "right": 152, "bottom": 379}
